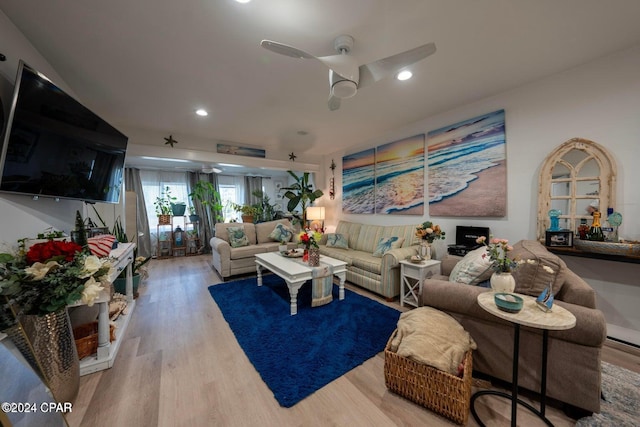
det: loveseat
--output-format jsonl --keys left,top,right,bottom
{"left": 210, "top": 219, "right": 297, "bottom": 279}
{"left": 420, "top": 240, "right": 606, "bottom": 415}
{"left": 318, "top": 220, "right": 420, "bottom": 299}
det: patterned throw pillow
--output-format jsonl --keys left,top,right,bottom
{"left": 269, "top": 223, "right": 293, "bottom": 242}
{"left": 372, "top": 236, "right": 404, "bottom": 257}
{"left": 449, "top": 246, "right": 494, "bottom": 285}
{"left": 227, "top": 226, "right": 250, "bottom": 248}
{"left": 325, "top": 233, "right": 349, "bottom": 249}
{"left": 87, "top": 234, "right": 116, "bottom": 257}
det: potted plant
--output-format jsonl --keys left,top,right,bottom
{"left": 282, "top": 171, "right": 324, "bottom": 224}
{"left": 252, "top": 190, "right": 279, "bottom": 222}
{"left": 188, "top": 206, "right": 200, "bottom": 223}
{"left": 171, "top": 201, "right": 187, "bottom": 216}
{"left": 189, "top": 181, "right": 223, "bottom": 230}
{"left": 154, "top": 186, "right": 174, "bottom": 224}
{"left": 230, "top": 202, "right": 260, "bottom": 223}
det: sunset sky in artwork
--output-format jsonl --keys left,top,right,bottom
{"left": 376, "top": 134, "right": 424, "bottom": 163}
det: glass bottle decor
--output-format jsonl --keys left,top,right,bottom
{"left": 587, "top": 211, "right": 604, "bottom": 241}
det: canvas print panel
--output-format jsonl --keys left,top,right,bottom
{"left": 427, "top": 109, "right": 506, "bottom": 217}
{"left": 342, "top": 148, "right": 375, "bottom": 214}
{"left": 216, "top": 143, "right": 265, "bottom": 158}
{"left": 375, "top": 134, "right": 425, "bottom": 215}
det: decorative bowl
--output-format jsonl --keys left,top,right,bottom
{"left": 406, "top": 255, "right": 424, "bottom": 264}
{"left": 280, "top": 249, "right": 303, "bottom": 258}
{"left": 494, "top": 293, "right": 523, "bottom": 314}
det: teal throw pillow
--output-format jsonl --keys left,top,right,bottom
{"left": 227, "top": 226, "right": 250, "bottom": 248}
{"left": 326, "top": 233, "right": 349, "bottom": 249}
{"left": 372, "top": 236, "right": 403, "bottom": 257}
{"left": 269, "top": 223, "right": 293, "bottom": 242}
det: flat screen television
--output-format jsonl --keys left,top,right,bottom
{"left": 0, "top": 61, "right": 128, "bottom": 204}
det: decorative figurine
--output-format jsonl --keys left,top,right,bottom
{"left": 536, "top": 283, "right": 554, "bottom": 312}
{"left": 548, "top": 209, "right": 561, "bottom": 231}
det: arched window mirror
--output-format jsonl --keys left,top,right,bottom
{"left": 537, "top": 138, "right": 616, "bottom": 240}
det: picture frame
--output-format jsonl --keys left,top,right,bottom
{"left": 545, "top": 230, "right": 574, "bottom": 247}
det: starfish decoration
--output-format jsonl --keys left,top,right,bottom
{"left": 289, "top": 152, "right": 297, "bottom": 161}
{"left": 330, "top": 159, "right": 336, "bottom": 173}
{"left": 164, "top": 134, "right": 178, "bottom": 147}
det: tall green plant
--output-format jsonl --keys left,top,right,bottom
{"left": 189, "top": 181, "right": 223, "bottom": 227}
{"left": 281, "top": 171, "right": 323, "bottom": 224}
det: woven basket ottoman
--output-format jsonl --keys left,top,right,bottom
{"left": 384, "top": 329, "right": 473, "bottom": 425}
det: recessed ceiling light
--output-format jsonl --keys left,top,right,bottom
{"left": 235, "top": 0, "right": 251, "bottom": 3}
{"left": 196, "top": 109, "right": 208, "bottom": 117}
{"left": 397, "top": 70, "right": 413, "bottom": 81}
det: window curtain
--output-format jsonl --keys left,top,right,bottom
{"left": 124, "top": 168, "right": 152, "bottom": 258}
{"left": 188, "top": 172, "right": 220, "bottom": 253}
{"left": 244, "top": 176, "right": 263, "bottom": 206}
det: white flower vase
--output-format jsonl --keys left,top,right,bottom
{"left": 490, "top": 272, "right": 516, "bottom": 293}
{"left": 420, "top": 243, "right": 432, "bottom": 260}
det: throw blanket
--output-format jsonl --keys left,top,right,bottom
{"left": 390, "top": 307, "right": 477, "bottom": 375}
{"left": 294, "top": 259, "right": 334, "bottom": 307}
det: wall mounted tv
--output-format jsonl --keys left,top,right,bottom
{"left": 0, "top": 61, "right": 128, "bottom": 204}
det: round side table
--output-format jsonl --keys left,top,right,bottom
{"left": 471, "top": 292, "right": 576, "bottom": 427}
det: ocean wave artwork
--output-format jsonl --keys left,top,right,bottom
{"left": 427, "top": 109, "right": 506, "bottom": 217}
{"left": 343, "top": 148, "right": 375, "bottom": 214}
{"left": 375, "top": 134, "right": 425, "bottom": 215}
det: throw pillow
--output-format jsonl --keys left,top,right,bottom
{"left": 268, "top": 223, "right": 293, "bottom": 243}
{"left": 227, "top": 226, "right": 250, "bottom": 248}
{"left": 372, "top": 236, "right": 403, "bottom": 257}
{"left": 511, "top": 240, "right": 566, "bottom": 296}
{"left": 448, "top": 246, "right": 494, "bottom": 285}
{"left": 325, "top": 233, "right": 349, "bottom": 249}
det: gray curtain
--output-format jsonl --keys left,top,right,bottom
{"left": 188, "top": 172, "right": 220, "bottom": 253}
{"left": 244, "top": 176, "right": 263, "bottom": 205}
{"left": 124, "top": 168, "right": 152, "bottom": 258}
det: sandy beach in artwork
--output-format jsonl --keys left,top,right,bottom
{"left": 429, "top": 160, "right": 506, "bottom": 217}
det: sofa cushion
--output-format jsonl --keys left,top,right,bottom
{"left": 255, "top": 219, "right": 292, "bottom": 244}
{"left": 268, "top": 222, "right": 294, "bottom": 243}
{"left": 216, "top": 223, "right": 257, "bottom": 245}
{"left": 350, "top": 251, "right": 383, "bottom": 275}
{"left": 335, "top": 221, "right": 362, "bottom": 249}
{"left": 326, "top": 233, "right": 349, "bottom": 249}
{"left": 227, "top": 226, "right": 250, "bottom": 248}
{"left": 229, "top": 244, "right": 269, "bottom": 260}
{"left": 381, "top": 225, "right": 419, "bottom": 248}
{"left": 354, "top": 224, "right": 384, "bottom": 252}
{"left": 511, "top": 240, "right": 567, "bottom": 297}
{"left": 372, "top": 236, "right": 404, "bottom": 257}
{"left": 449, "top": 246, "right": 493, "bottom": 285}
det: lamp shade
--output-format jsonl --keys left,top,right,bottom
{"left": 306, "top": 206, "right": 325, "bottom": 220}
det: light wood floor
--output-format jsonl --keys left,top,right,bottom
{"left": 66, "top": 255, "right": 640, "bottom": 427}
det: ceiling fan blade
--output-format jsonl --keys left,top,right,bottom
{"left": 328, "top": 95, "right": 341, "bottom": 111}
{"left": 260, "top": 40, "right": 316, "bottom": 59}
{"left": 358, "top": 42, "right": 436, "bottom": 88}
{"left": 317, "top": 54, "right": 359, "bottom": 83}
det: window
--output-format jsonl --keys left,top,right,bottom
{"left": 537, "top": 138, "right": 616, "bottom": 240}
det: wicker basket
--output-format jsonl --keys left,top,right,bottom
{"left": 158, "top": 214, "right": 171, "bottom": 225}
{"left": 384, "top": 329, "right": 473, "bottom": 425}
{"left": 73, "top": 322, "right": 115, "bottom": 360}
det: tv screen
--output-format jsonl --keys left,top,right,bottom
{"left": 0, "top": 61, "right": 128, "bottom": 204}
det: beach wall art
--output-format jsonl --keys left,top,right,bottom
{"left": 375, "top": 134, "right": 425, "bottom": 215}
{"left": 216, "top": 143, "right": 266, "bottom": 158}
{"left": 427, "top": 109, "right": 506, "bottom": 217}
{"left": 342, "top": 148, "right": 376, "bottom": 214}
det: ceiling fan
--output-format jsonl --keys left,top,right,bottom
{"left": 260, "top": 35, "right": 436, "bottom": 111}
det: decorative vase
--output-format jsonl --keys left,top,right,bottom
{"left": 490, "top": 272, "right": 516, "bottom": 293}
{"left": 420, "top": 242, "right": 432, "bottom": 260}
{"left": 278, "top": 244, "right": 288, "bottom": 253}
{"left": 18, "top": 309, "right": 80, "bottom": 403}
{"left": 308, "top": 247, "right": 320, "bottom": 267}
{"left": 303, "top": 248, "right": 309, "bottom": 262}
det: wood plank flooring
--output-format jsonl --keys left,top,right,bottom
{"left": 65, "top": 255, "right": 640, "bottom": 427}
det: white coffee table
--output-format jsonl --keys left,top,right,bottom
{"left": 255, "top": 252, "right": 348, "bottom": 315}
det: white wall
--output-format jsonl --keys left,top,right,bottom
{"left": 322, "top": 44, "right": 640, "bottom": 345}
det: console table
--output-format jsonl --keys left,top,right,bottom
{"left": 68, "top": 242, "right": 136, "bottom": 375}
{"left": 471, "top": 292, "right": 576, "bottom": 426}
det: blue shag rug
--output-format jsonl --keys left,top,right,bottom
{"left": 208, "top": 274, "right": 400, "bottom": 407}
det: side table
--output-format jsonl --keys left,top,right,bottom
{"left": 471, "top": 292, "right": 576, "bottom": 427}
{"left": 399, "top": 259, "right": 441, "bottom": 307}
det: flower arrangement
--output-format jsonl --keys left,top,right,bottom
{"left": 0, "top": 240, "right": 113, "bottom": 319}
{"left": 298, "top": 229, "right": 322, "bottom": 249}
{"left": 476, "top": 236, "right": 517, "bottom": 273}
{"left": 415, "top": 221, "right": 446, "bottom": 244}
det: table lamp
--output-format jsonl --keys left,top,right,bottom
{"left": 306, "top": 206, "right": 325, "bottom": 232}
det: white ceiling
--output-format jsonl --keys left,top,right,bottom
{"left": 2, "top": 0, "right": 640, "bottom": 173}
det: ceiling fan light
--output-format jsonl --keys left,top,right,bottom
{"left": 196, "top": 109, "right": 208, "bottom": 116}
{"left": 397, "top": 70, "right": 413, "bottom": 81}
{"left": 332, "top": 80, "right": 357, "bottom": 99}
